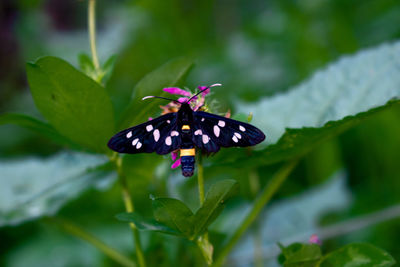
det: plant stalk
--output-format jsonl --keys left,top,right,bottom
{"left": 253, "top": 219, "right": 263, "bottom": 267}
{"left": 197, "top": 153, "right": 213, "bottom": 265}
{"left": 46, "top": 217, "right": 136, "bottom": 267}
{"left": 198, "top": 153, "right": 205, "bottom": 205}
{"left": 114, "top": 154, "right": 147, "bottom": 267}
{"left": 213, "top": 160, "right": 298, "bottom": 267}
{"left": 88, "top": 0, "right": 100, "bottom": 70}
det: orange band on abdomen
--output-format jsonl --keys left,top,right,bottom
{"left": 180, "top": 148, "right": 196, "bottom": 157}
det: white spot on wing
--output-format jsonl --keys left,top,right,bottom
{"left": 132, "top": 138, "right": 139, "bottom": 146}
{"left": 165, "top": 136, "right": 172, "bottom": 146}
{"left": 239, "top": 125, "right": 246, "bottom": 132}
{"left": 234, "top": 132, "right": 242, "bottom": 139}
{"left": 167, "top": 120, "right": 171, "bottom": 124}
{"left": 213, "top": 125, "right": 220, "bottom": 137}
{"left": 232, "top": 136, "right": 238, "bottom": 143}
{"left": 136, "top": 142, "right": 142, "bottom": 149}
{"left": 201, "top": 118, "right": 205, "bottom": 122}
{"left": 202, "top": 135, "right": 210, "bottom": 144}
{"left": 146, "top": 125, "right": 153, "bottom": 132}
{"left": 194, "top": 129, "right": 202, "bottom": 136}
{"left": 218, "top": 120, "right": 225, "bottom": 127}
{"left": 126, "top": 131, "right": 132, "bottom": 138}
{"left": 171, "top": 131, "right": 179, "bottom": 136}
{"left": 153, "top": 129, "right": 160, "bottom": 142}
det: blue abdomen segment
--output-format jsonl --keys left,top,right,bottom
{"left": 181, "top": 156, "right": 195, "bottom": 177}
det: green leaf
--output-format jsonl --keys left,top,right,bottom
{"left": 196, "top": 235, "right": 213, "bottom": 265}
{"left": 115, "top": 212, "right": 182, "bottom": 236}
{"left": 318, "top": 243, "right": 395, "bottom": 267}
{"left": 193, "top": 179, "right": 239, "bottom": 237}
{"left": 231, "top": 112, "right": 249, "bottom": 123}
{"left": 26, "top": 56, "right": 115, "bottom": 153}
{"left": 152, "top": 198, "right": 194, "bottom": 238}
{"left": 78, "top": 53, "right": 95, "bottom": 74}
{"left": 279, "top": 243, "right": 322, "bottom": 267}
{"left": 0, "top": 113, "right": 73, "bottom": 146}
{"left": 78, "top": 54, "right": 116, "bottom": 85}
{"left": 241, "top": 42, "right": 400, "bottom": 144}
{"left": 5, "top": 225, "right": 101, "bottom": 267}
{"left": 119, "top": 57, "right": 193, "bottom": 129}
{"left": 248, "top": 100, "right": 400, "bottom": 166}
{"left": 121, "top": 154, "right": 163, "bottom": 201}
{"left": 220, "top": 42, "right": 400, "bottom": 166}
{"left": 101, "top": 55, "right": 117, "bottom": 85}
{"left": 5, "top": 221, "right": 134, "bottom": 267}
{"left": 0, "top": 152, "right": 115, "bottom": 227}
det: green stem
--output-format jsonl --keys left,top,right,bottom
{"left": 46, "top": 217, "right": 136, "bottom": 267}
{"left": 198, "top": 153, "right": 205, "bottom": 205}
{"left": 113, "top": 154, "right": 147, "bottom": 267}
{"left": 88, "top": 0, "right": 100, "bottom": 70}
{"left": 87, "top": 1, "right": 143, "bottom": 265}
{"left": 249, "top": 170, "right": 262, "bottom": 266}
{"left": 213, "top": 160, "right": 298, "bottom": 267}
{"left": 196, "top": 153, "right": 213, "bottom": 265}
{"left": 253, "top": 219, "right": 263, "bottom": 267}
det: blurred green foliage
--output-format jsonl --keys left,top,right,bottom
{"left": 1, "top": 0, "right": 400, "bottom": 266}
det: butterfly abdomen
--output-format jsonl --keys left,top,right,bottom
{"left": 180, "top": 120, "right": 196, "bottom": 177}
{"left": 181, "top": 153, "right": 195, "bottom": 177}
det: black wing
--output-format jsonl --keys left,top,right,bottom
{"left": 192, "top": 111, "right": 265, "bottom": 153}
{"left": 108, "top": 112, "right": 181, "bottom": 155}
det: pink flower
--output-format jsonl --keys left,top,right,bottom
{"left": 161, "top": 85, "right": 207, "bottom": 112}
{"left": 194, "top": 97, "right": 205, "bottom": 111}
{"left": 171, "top": 158, "right": 181, "bottom": 169}
{"left": 177, "top": 97, "right": 190, "bottom": 103}
{"left": 163, "top": 87, "right": 191, "bottom": 97}
{"left": 171, "top": 151, "right": 178, "bottom": 161}
{"left": 309, "top": 234, "right": 322, "bottom": 245}
{"left": 198, "top": 86, "right": 210, "bottom": 96}
{"left": 170, "top": 150, "right": 181, "bottom": 168}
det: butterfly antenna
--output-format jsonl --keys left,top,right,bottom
{"left": 187, "top": 83, "right": 222, "bottom": 103}
{"left": 142, "top": 96, "right": 181, "bottom": 105}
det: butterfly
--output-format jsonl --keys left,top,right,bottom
{"left": 108, "top": 87, "right": 266, "bottom": 177}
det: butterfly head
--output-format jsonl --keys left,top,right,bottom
{"left": 177, "top": 102, "right": 194, "bottom": 125}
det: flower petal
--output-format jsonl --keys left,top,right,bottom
{"left": 171, "top": 158, "right": 181, "bottom": 169}
{"left": 194, "top": 96, "right": 205, "bottom": 111}
{"left": 163, "top": 87, "right": 191, "bottom": 96}
{"left": 177, "top": 97, "right": 190, "bottom": 103}
{"left": 160, "top": 103, "right": 179, "bottom": 114}
{"left": 309, "top": 234, "right": 322, "bottom": 245}
{"left": 171, "top": 151, "right": 178, "bottom": 161}
{"left": 198, "top": 86, "right": 210, "bottom": 96}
